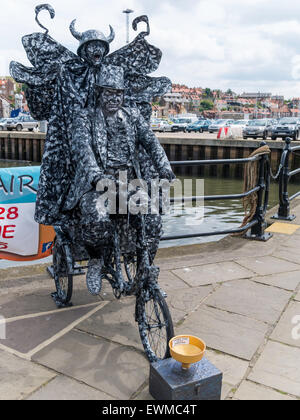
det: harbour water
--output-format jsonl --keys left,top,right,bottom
{"left": 162, "top": 175, "right": 300, "bottom": 247}
{"left": 1, "top": 160, "right": 300, "bottom": 258}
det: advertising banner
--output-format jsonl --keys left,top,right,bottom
{"left": 0, "top": 166, "right": 54, "bottom": 261}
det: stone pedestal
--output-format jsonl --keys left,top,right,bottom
{"left": 149, "top": 357, "right": 222, "bottom": 400}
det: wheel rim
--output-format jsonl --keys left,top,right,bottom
{"left": 140, "top": 294, "right": 171, "bottom": 361}
{"left": 145, "top": 299, "right": 168, "bottom": 359}
{"left": 53, "top": 241, "right": 72, "bottom": 303}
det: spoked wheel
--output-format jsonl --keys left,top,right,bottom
{"left": 52, "top": 240, "right": 73, "bottom": 304}
{"left": 136, "top": 290, "right": 174, "bottom": 362}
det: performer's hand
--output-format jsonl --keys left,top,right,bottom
{"left": 159, "top": 168, "right": 176, "bottom": 183}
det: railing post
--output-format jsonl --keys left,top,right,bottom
{"left": 272, "top": 137, "right": 296, "bottom": 221}
{"left": 245, "top": 142, "right": 273, "bottom": 241}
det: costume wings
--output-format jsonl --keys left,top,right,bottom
{"left": 10, "top": 6, "right": 171, "bottom": 121}
{"left": 9, "top": 5, "right": 171, "bottom": 225}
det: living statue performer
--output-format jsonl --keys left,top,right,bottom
{"left": 10, "top": 5, "right": 171, "bottom": 226}
{"left": 10, "top": 4, "right": 173, "bottom": 294}
{"left": 66, "top": 66, "right": 175, "bottom": 294}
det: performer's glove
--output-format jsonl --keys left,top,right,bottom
{"left": 159, "top": 168, "right": 176, "bottom": 183}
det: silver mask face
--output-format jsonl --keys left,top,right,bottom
{"left": 100, "top": 88, "right": 124, "bottom": 114}
{"left": 83, "top": 41, "right": 107, "bottom": 66}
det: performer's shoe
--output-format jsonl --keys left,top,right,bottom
{"left": 86, "top": 258, "right": 103, "bottom": 295}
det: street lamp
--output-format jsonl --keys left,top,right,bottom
{"left": 123, "top": 8, "right": 134, "bottom": 44}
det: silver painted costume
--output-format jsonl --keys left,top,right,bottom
{"left": 9, "top": 5, "right": 171, "bottom": 227}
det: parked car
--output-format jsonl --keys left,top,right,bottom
{"left": 229, "top": 120, "right": 249, "bottom": 130}
{"left": 171, "top": 118, "right": 192, "bottom": 132}
{"left": 157, "top": 120, "right": 173, "bottom": 132}
{"left": 12, "top": 115, "right": 39, "bottom": 132}
{"left": 4, "top": 118, "right": 17, "bottom": 131}
{"left": 186, "top": 119, "right": 211, "bottom": 133}
{"left": 151, "top": 118, "right": 161, "bottom": 131}
{"left": 201, "top": 120, "right": 212, "bottom": 132}
{"left": 271, "top": 117, "right": 300, "bottom": 140}
{"left": 243, "top": 119, "right": 275, "bottom": 139}
{"left": 208, "top": 119, "right": 235, "bottom": 133}
{"left": 0, "top": 118, "right": 8, "bottom": 131}
{"left": 186, "top": 120, "right": 205, "bottom": 133}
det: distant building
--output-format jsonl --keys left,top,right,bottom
{"left": 271, "top": 95, "right": 284, "bottom": 101}
{"left": 241, "top": 92, "right": 272, "bottom": 99}
{"left": 0, "top": 77, "right": 15, "bottom": 99}
{"left": 0, "top": 96, "right": 11, "bottom": 118}
{"left": 15, "top": 93, "right": 23, "bottom": 110}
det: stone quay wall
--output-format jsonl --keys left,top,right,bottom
{"left": 0, "top": 131, "right": 300, "bottom": 179}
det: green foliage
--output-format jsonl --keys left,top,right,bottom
{"left": 199, "top": 99, "right": 214, "bottom": 112}
{"left": 203, "top": 88, "right": 213, "bottom": 98}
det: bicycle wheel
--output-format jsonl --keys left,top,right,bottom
{"left": 52, "top": 240, "right": 73, "bottom": 304}
{"left": 136, "top": 290, "right": 174, "bottom": 362}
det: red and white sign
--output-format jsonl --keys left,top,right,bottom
{"left": 0, "top": 166, "right": 55, "bottom": 261}
{"left": 0, "top": 203, "right": 39, "bottom": 256}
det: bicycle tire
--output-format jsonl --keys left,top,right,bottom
{"left": 136, "top": 290, "right": 174, "bottom": 362}
{"left": 52, "top": 240, "right": 73, "bottom": 304}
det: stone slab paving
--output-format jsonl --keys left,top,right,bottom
{"left": 272, "top": 247, "right": 300, "bottom": 265}
{"left": 172, "top": 261, "right": 254, "bottom": 287}
{"left": 237, "top": 256, "right": 300, "bottom": 276}
{"left": 156, "top": 240, "right": 275, "bottom": 271}
{"left": 234, "top": 381, "right": 297, "bottom": 400}
{"left": 32, "top": 330, "right": 149, "bottom": 400}
{"left": 27, "top": 375, "right": 114, "bottom": 400}
{"left": 250, "top": 271, "right": 300, "bottom": 291}
{"left": 158, "top": 270, "right": 190, "bottom": 291}
{"left": 0, "top": 304, "right": 102, "bottom": 354}
{"left": 205, "top": 279, "right": 292, "bottom": 324}
{"left": 2, "top": 202, "right": 300, "bottom": 399}
{"left": 0, "top": 349, "right": 56, "bottom": 400}
{"left": 204, "top": 349, "right": 249, "bottom": 399}
{"left": 166, "top": 285, "right": 213, "bottom": 325}
{"left": 176, "top": 305, "right": 269, "bottom": 360}
{"left": 270, "top": 301, "right": 300, "bottom": 348}
{"left": 248, "top": 341, "right": 300, "bottom": 398}
{"left": 76, "top": 298, "right": 143, "bottom": 351}
{"left": 0, "top": 275, "right": 102, "bottom": 318}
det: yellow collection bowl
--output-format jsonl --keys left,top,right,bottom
{"left": 169, "top": 335, "right": 206, "bottom": 370}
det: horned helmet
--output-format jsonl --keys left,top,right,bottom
{"left": 69, "top": 19, "right": 115, "bottom": 58}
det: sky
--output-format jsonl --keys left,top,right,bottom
{"left": 2, "top": 0, "right": 300, "bottom": 98}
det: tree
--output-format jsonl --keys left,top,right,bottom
{"left": 199, "top": 99, "right": 214, "bottom": 112}
{"left": 215, "top": 89, "right": 222, "bottom": 99}
{"left": 203, "top": 88, "right": 212, "bottom": 98}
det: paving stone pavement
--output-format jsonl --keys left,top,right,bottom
{"left": 1, "top": 202, "right": 300, "bottom": 400}
{"left": 234, "top": 381, "right": 297, "bottom": 401}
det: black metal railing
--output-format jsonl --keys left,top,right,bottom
{"left": 161, "top": 144, "right": 272, "bottom": 242}
{"left": 272, "top": 137, "right": 300, "bottom": 221}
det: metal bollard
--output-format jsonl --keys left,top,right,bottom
{"left": 272, "top": 137, "right": 296, "bottom": 221}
